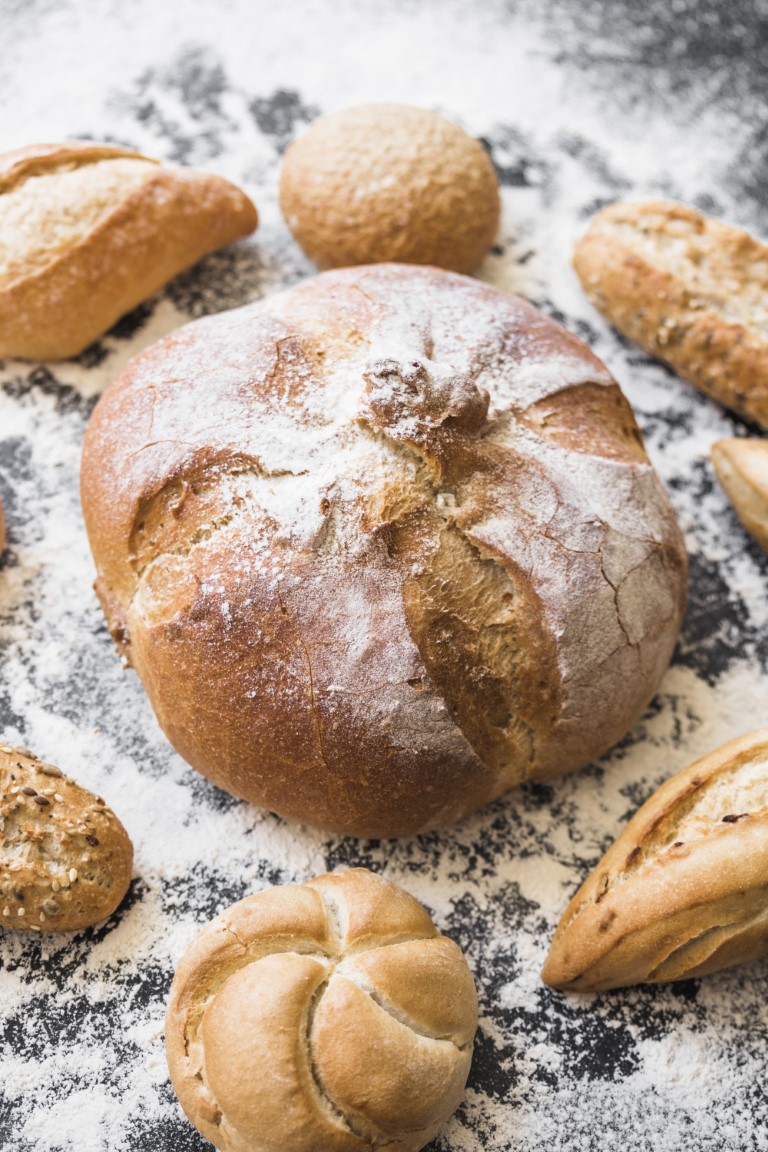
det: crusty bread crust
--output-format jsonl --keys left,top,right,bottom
{"left": 81, "top": 264, "right": 687, "bottom": 837}
{"left": 165, "top": 869, "right": 477, "bottom": 1152}
{"left": 542, "top": 730, "right": 768, "bottom": 992}
{"left": 0, "top": 141, "right": 258, "bottom": 360}
{"left": 573, "top": 199, "right": 768, "bottom": 429}
{"left": 712, "top": 437, "right": 768, "bottom": 554}
{"left": 0, "top": 743, "right": 133, "bottom": 932}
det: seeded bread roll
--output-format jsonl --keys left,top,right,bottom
{"left": 711, "top": 438, "right": 768, "bottom": 554}
{"left": 573, "top": 199, "right": 768, "bottom": 429}
{"left": 0, "top": 744, "right": 133, "bottom": 932}
{"left": 0, "top": 142, "right": 258, "bottom": 360}
{"left": 81, "top": 264, "right": 687, "bottom": 837}
{"left": 166, "top": 868, "right": 477, "bottom": 1152}
{"left": 279, "top": 104, "right": 500, "bottom": 273}
{"left": 542, "top": 731, "right": 768, "bottom": 992}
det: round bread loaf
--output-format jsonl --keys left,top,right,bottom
{"left": 165, "top": 868, "right": 477, "bottom": 1152}
{"left": 279, "top": 103, "right": 500, "bottom": 273}
{"left": 81, "top": 264, "right": 687, "bottom": 836}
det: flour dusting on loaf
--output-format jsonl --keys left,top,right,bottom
{"left": 81, "top": 265, "right": 687, "bottom": 836}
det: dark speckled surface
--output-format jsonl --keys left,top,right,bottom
{"left": 0, "top": 1, "right": 767, "bottom": 1149}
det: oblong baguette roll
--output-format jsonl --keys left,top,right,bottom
{"left": 542, "top": 731, "right": 768, "bottom": 992}
{"left": 712, "top": 437, "right": 768, "bottom": 554}
{"left": 573, "top": 200, "right": 768, "bottom": 430}
{"left": 0, "top": 142, "right": 258, "bottom": 360}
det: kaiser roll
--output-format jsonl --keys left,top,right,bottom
{"left": 165, "top": 868, "right": 477, "bottom": 1152}
{"left": 81, "top": 264, "right": 687, "bottom": 836}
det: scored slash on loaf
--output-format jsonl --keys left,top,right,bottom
{"left": 165, "top": 868, "right": 477, "bottom": 1152}
{"left": 81, "top": 263, "right": 687, "bottom": 837}
{"left": 542, "top": 731, "right": 768, "bottom": 992}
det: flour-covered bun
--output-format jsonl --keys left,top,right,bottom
{"left": 166, "top": 869, "right": 477, "bottom": 1152}
{"left": 81, "top": 264, "right": 687, "bottom": 836}
{"left": 279, "top": 104, "right": 500, "bottom": 273}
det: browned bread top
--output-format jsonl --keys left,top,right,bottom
{"left": 542, "top": 731, "right": 768, "bottom": 992}
{"left": 81, "top": 263, "right": 687, "bottom": 837}
{"left": 166, "top": 868, "right": 477, "bottom": 1152}
{"left": 0, "top": 743, "right": 133, "bottom": 932}
{"left": 0, "top": 141, "right": 258, "bottom": 360}
{"left": 573, "top": 199, "right": 768, "bottom": 429}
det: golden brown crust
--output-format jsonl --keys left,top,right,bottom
{"left": 81, "top": 264, "right": 687, "bottom": 837}
{"left": 0, "top": 743, "right": 133, "bottom": 932}
{"left": 0, "top": 141, "right": 258, "bottom": 360}
{"left": 279, "top": 104, "right": 500, "bottom": 273}
{"left": 165, "top": 869, "right": 477, "bottom": 1152}
{"left": 542, "top": 730, "right": 768, "bottom": 992}
{"left": 573, "top": 199, "right": 768, "bottom": 429}
{"left": 712, "top": 438, "right": 768, "bottom": 554}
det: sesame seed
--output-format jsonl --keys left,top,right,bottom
{"left": 17, "top": 908, "right": 24, "bottom": 917}
{"left": 51, "top": 880, "right": 60, "bottom": 892}
{"left": 39, "top": 913, "right": 45, "bottom": 922}
{"left": 2, "top": 907, "right": 8, "bottom": 917}
{"left": 84, "top": 835, "right": 100, "bottom": 847}
{"left": 54, "top": 794, "right": 64, "bottom": 803}
{"left": 69, "top": 868, "right": 78, "bottom": 883}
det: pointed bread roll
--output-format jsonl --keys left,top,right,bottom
{"left": 543, "top": 731, "right": 768, "bottom": 992}
{"left": 712, "top": 437, "right": 768, "bottom": 554}
{"left": 0, "top": 142, "right": 257, "bottom": 360}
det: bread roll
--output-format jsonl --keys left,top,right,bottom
{"left": 81, "top": 263, "right": 687, "bottom": 837}
{"left": 165, "top": 868, "right": 477, "bottom": 1152}
{"left": 279, "top": 104, "right": 500, "bottom": 273}
{"left": 542, "top": 731, "right": 768, "bottom": 992}
{"left": 573, "top": 199, "right": 768, "bottom": 429}
{"left": 711, "top": 437, "right": 768, "bottom": 554}
{"left": 0, "top": 743, "right": 133, "bottom": 932}
{"left": 0, "top": 142, "right": 257, "bottom": 360}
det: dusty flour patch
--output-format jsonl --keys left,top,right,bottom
{"left": 0, "top": 0, "right": 767, "bottom": 1149}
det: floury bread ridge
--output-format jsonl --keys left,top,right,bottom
{"left": 81, "top": 264, "right": 687, "bottom": 837}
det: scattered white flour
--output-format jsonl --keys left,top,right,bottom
{"left": 0, "top": 0, "right": 766, "bottom": 1150}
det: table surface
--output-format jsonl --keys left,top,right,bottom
{"left": 1, "top": 1, "right": 767, "bottom": 1150}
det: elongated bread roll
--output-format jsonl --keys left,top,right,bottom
{"left": 0, "top": 142, "right": 257, "bottom": 360}
{"left": 573, "top": 200, "right": 768, "bottom": 430}
{"left": 542, "top": 731, "right": 768, "bottom": 992}
{"left": 712, "top": 437, "right": 768, "bottom": 554}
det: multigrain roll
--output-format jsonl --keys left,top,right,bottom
{"left": 573, "top": 199, "right": 768, "bottom": 429}
{"left": 279, "top": 104, "right": 500, "bottom": 273}
{"left": 0, "top": 744, "right": 133, "bottom": 932}
{"left": 543, "top": 731, "right": 768, "bottom": 992}
{"left": 166, "top": 869, "right": 477, "bottom": 1152}
{"left": 81, "top": 264, "right": 687, "bottom": 837}
{"left": 0, "top": 142, "right": 257, "bottom": 360}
